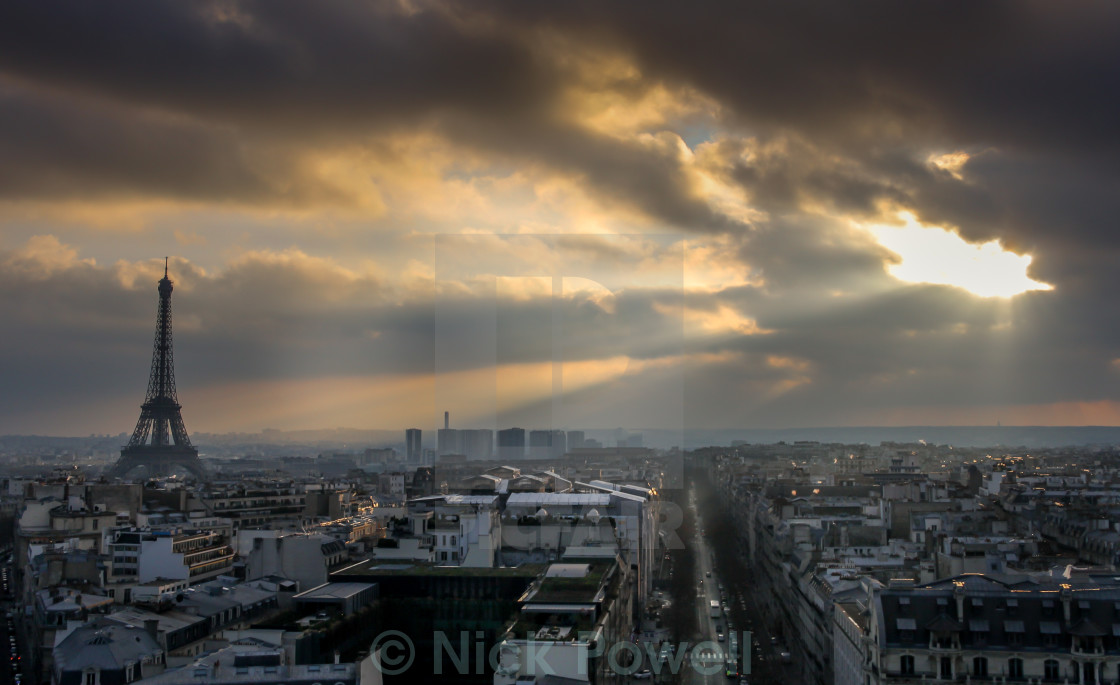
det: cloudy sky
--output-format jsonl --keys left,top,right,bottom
{"left": 2, "top": 0, "right": 1119, "bottom": 437}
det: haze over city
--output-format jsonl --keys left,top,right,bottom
{"left": 2, "top": 1, "right": 1119, "bottom": 438}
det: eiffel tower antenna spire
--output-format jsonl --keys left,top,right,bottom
{"left": 108, "top": 261, "right": 206, "bottom": 480}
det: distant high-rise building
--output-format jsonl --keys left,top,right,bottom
{"left": 529, "top": 430, "right": 566, "bottom": 459}
{"left": 460, "top": 429, "right": 493, "bottom": 460}
{"left": 437, "top": 428, "right": 462, "bottom": 456}
{"left": 444, "top": 411, "right": 450, "bottom": 430}
{"left": 566, "top": 430, "right": 585, "bottom": 451}
{"left": 497, "top": 428, "right": 525, "bottom": 460}
{"left": 406, "top": 428, "right": 422, "bottom": 462}
{"left": 528, "top": 430, "right": 550, "bottom": 459}
{"left": 551, "top": 430, "right": 567, "bottom": 459}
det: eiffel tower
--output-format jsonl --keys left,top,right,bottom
{"left": 108, "top": 259, "right": 207, "bottom": 480}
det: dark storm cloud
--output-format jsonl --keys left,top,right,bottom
{"left": 487, "top": 0, "right": 1120, "bottom": 160}
{"left": 0, "top": 1, "right": 737, "bottom": 227}
{"left": 3, "top": 1, "right": 1117, "bottom": 238}
{"left": 0, "top": 1, "right": 549, "bottom": 130}
{"left": 484, "top": 0, "right": 1120, "bottom": 259}
{"left": 1, "top": 1, "right": 1117, "bottom": 215}
{"left": 0, "top": 79, "right": 352, "bottom": 205}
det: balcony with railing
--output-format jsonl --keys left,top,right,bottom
{"left": 1070, "top": 626, "right": 1107, "bottom": 657}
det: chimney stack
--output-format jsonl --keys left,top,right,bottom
{"left": 444, "top": 411, "right": 449, "bottom": 430}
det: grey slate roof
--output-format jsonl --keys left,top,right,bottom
{"left": 877, "top": 573, "right": 1120, "bottom": 650}
{"left": 54, "top": 621, "right": 162, "bottom": 675}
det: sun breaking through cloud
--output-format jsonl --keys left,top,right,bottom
{"left": 864, "top": 213, "right": 1053, "bottom": 298}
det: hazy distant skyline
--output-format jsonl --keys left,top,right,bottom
{"left": 3, "top": 1, "right": 1120, "bottom": 436}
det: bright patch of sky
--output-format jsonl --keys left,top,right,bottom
{"left": 864, "top": 212, "right": 1053, "bottom": 298}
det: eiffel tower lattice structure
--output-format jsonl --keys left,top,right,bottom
{"left": 108, "top": 259, "right": 207, "bottom": 481}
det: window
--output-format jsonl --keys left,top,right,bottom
{"left": 900, "top": 655, "right": 915, "bottom": 676}
{"left": 1008, "top": 658, "right": 1023, "bottom": 679}
{"left": 1008, "top": 632, "right": 1023, "bottom": 647}
{"left": 85, "top": 672, "right": 97, "bottom": 685}
{"left": 1044, "top": 659, "right": 1060, "bottom": 680}
{"left": 973, "top": 657, "right": 988, "bottom": 678}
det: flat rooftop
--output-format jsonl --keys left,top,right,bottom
{"left": 293, "top": 582, "right": 375, "bottom": 600}
{"left": 333, "top": 559, "right": 545, "bottom": 577}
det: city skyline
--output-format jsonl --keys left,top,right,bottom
{"left": 3, "top": 2, "right": 1120, "bottom": 435}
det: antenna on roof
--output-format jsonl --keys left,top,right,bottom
{"left": 164, "top": 256, "right": 169, "bottom": 278}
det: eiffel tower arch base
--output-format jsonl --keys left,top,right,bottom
{"left": 109, "top": 447, "right": 207, "bottom": 481}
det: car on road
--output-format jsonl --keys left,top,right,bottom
{"left": 706, "top": 571, "right": 711, "bottom": 577}
{"left": 633, "top": 669, "right": 653, "bottom": 679}
{"left": 717, "top": 632, "right": 725, "bottom": 642}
